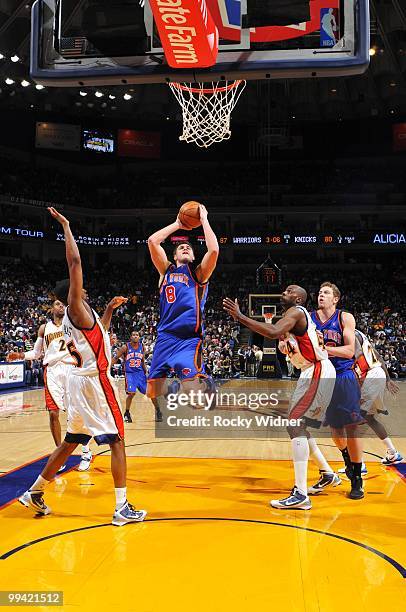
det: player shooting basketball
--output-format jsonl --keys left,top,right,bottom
{"left": 223, "top": 286, "right": 340, "bottom": 510}
{"left": 147, "top": 203, "right": 219, "bottom": 409}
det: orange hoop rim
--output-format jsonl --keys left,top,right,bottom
{"left": 169, "top": 80, "right": 245, "bottom": 94}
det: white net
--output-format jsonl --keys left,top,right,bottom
{"left": 169, "top": 80, "right": 246, "bottom": 148}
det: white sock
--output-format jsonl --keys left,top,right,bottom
{"left": 308, "top": 438, "right": 334, "bottom": 473}
{"left": 291, "top": 437, "right": 309, "bottom": 496}
{"left": 82, "top": 443, "right": 90, "bottom": 455}
{"left": 115, "top": 487, "right": 127, "bottom": 510}
{"left": 382, "top": 438, "right": 396, "bottom": 454}
{"left": 30, "top": 475, "right": 49, "bottom": 492}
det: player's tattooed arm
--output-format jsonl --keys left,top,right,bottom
{"left": 195, "top": 205, "right": 219, "bottom": 283}
{"left": 223, "top": 299, "right": 302, "bottom": 340}
{"left": 148, "top": 217, "right": 189, "bottom": 276}
{"left": 326, "top": 311, "right": 355, "bottom": 359}
{"left": 112, "top": 344, "right": 127, "bottom": 365}
{"left": 101, "top": 296, "right": 128, "bottom": 331}
{"left": 48, "top": 207, "right": 93, "bottom": 328}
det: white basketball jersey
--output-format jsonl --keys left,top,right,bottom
{"left": 355, "top": 329, "right": 381, "bottom": 374}
{"left": 43, "top": 320, "right": 74, "bottom": 367}
{"left": 62, "top": 307, "right": 112, "bottom": 376}
{"left": 278, "top": 306, "right": 328, "bottom": 370}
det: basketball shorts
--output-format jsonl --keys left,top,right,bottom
{"left": 325, "top": 369, "right": 363, "bottom": 428}
{"left": 359, "top": 366, "right": 386, "bottom": 416}
{"left": 124, "top": 370, "right": 147, "bottom": 395}
{"left": 65, "top": 372, "right": 124, "bottom": 445}
{"left": 147, "top": 332, "right": 207, "bottom": 397}
{"left": 288, "top": 359, "right": 336, "bottom": 428}
{"left": 44, "top": 361, "right": 73, "bottom": 412}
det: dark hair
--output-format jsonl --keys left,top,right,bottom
{"left": 173, "top": 242, "right": 193, "bottom": 257}
{"left": 53, "top": 279, "right": 70, "bottom": 305}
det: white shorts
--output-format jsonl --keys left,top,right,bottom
{"left": 66, "top": 371, "right": 124, "bottom": 445}
{"left": 288, "top": 359, "right": 336, "bottom": 427}
{"left": 44, "top": 362, "right": 73, "bottom": 412}
{"left": 360, "top": 366, "right": 386, "bottom": 415}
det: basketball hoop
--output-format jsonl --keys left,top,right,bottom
{"left": 263, "top": 313, "right": 274, "bottom": 325}
{"left": 169, "top": 80, "right": 246, "bottom": 148}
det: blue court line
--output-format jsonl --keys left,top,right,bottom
{"left": 393, "top": 464, "right": 406, "bottom": 480}
{"left": 0, "top": 455, "right": 81, "bottom": 508}
{"left": 1, "top": 517, "right": 405, "bottom": 579}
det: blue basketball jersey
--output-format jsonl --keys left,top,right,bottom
{"left": 311, "top": 310, "right": 354, "bottom": 374}
{"left": 125, "top": 341, "right": 144, "bottom": 373}
{"left": 158, "top": 264, "right": 208, "bottom": 339}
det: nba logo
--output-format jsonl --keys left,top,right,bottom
{"left": 320, "top": 8, "right": 340, "bottom": 48}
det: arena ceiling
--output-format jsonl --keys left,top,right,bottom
{"left": 0, "top": 0, "right": 405, "bottom": 125}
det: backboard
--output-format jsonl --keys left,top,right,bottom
{"left": 31, "top": 0, "right": 370, "bottom": 86}
{"left": 248, "top": 294, "right": 282, "bottom": 320}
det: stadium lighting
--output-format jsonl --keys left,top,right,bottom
{"left": 369, "top": 47, "right": 376, "bottom": 56}
{"left": 10, "top": 55, "right": 20, "bottom": 63}
{"left": 5, "top": 78, "right": 14, "bottom": 85}
{"left": 35, "top": 84, "right": 45, "bottom": 90}
{"left": 109, "top": 94, "right": 116, "bottom": 100}
{"left": 21, "top": 80, "right": 30, "bottom": 87}
{"left": 79, "top": 90, "right": 88, "bottom": 97}
{"left": 95, "top": 91, "right": 103, "bottom": 98}
{"left": 123, "top": 93, "right": 132, "bottom": 100}
{"left": 0, "top": 53, "right": 4, "bottom": 60}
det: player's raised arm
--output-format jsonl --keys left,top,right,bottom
{"left": 148, "top": 217, "right": 189, "bottom": 275}
{"left": 101, "top": 296, "right": 128, "bottom": 331}
{"left": 48, "top": 207, "right": 92, "bottom": 328}
{"left": 195, "top": 205, "right": 219, "bottom": 283}
{"left": 326, "top": 311, "right": 355, "bottom": 359}
{"left": 223, "top": 298, "right": 302, "bottom": 340}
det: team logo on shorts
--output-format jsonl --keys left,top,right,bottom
{"left": 182, "top": 368, "right": 192, "bottom": 377}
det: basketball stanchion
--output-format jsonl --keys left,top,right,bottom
{"left": 169, "top": 80, "right": 246, "bottom": 148}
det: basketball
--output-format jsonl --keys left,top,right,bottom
{"left": 178, "top": 201, "right": 202, "bottom": 229}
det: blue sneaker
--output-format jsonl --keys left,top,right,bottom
{"left": 381, "top": 451, "right": 403, "bottom": 465}
{"left": 112, "top": 501, "right": 147, "bottom": 526}
{"left": 19, "top": 490, "right": 51, "bottom": 515}
{"left": 270, "top": 486, "right": 312, "bottom": 510}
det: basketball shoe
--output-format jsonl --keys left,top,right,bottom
{"left": 270, "top": 486, "right": 312, "bottom": 510}
{"left": 308, "top": 471, "right": 341, "bottom": 495}
{"left": 78, "top": 451, "right": 92, "bottom": 472}
{"left": 381, "top": 451, "right": 403, "bottom": 465}
{"left": 19, "top": 491, "right": 51, "bottom": 515}
{"left": 124, "top": 411, "right": 132, "bottom": 423}
{"left": 112, "top": 501, "right": 147, "bottom": 526}
{"left": 348, "top": 476, "right": 364, "bottom": 500}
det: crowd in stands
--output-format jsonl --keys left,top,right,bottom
{"left": 1, "top": 154, "right": 405, "bottom": 210}
{"left": 0, "top": 260, "right": 405, "bottom": 384}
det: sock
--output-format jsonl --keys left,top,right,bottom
{"left": 352, "top": 462, "right": 362, "bottom": 479}
{"left": 341, "top": 447, "right": 352, "bottom": 471}
{"left": 291, "top": 437, "right": 309, "bottom": 496}
{"left": 115, "top": 487, "right": 127, "bottom": 510}
{"left": 30, "top": 475, "right": 50, "bottom": 492}
{"left": 382, "top": 438, "right": 396, "bottom": 454}
{"left": 308, "top": 438, "right": 334, "bottom": 473}
{"left": 82, "top": 443, "right": 90, "bottom": 455}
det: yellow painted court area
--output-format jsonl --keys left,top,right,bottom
{"left": 0, "top": 384, "right": 406, "bottom": 611}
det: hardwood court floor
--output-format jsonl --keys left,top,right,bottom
{"left": 1, "top": 381, "right": 405, "bottom": 611}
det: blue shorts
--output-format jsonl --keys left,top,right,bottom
{"left": 325, "top": 370, "right": 363, "bottom": 428}
{"left": 124, "top": 371, "right": 147, "bottom": 395}
{"left": 148, "top": 332, "right": 206, "bottom": 384}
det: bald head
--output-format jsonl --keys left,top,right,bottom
{"left": 291, "top": 285, "right": 307, "bottom": 305}
{"left": 281, "top": 285, "right": 308, "bottom": 310}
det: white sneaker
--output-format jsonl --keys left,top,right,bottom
{"left": 338, "top": 462, "right": 367, "bottom": 475}
{"left": 19, "top": 490, "right": 51, "bottom": 515}
{"left": 112, "top": 501, "right": 147, "bottom": 526}
{"left": 270, "top": 486, "right": 312, "bottom": 510}
{"left": 57, "top": 464, "right": 66, "bottom": 474}
{"left": 77, "top": 452, "right": 92, "bottom": 472}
